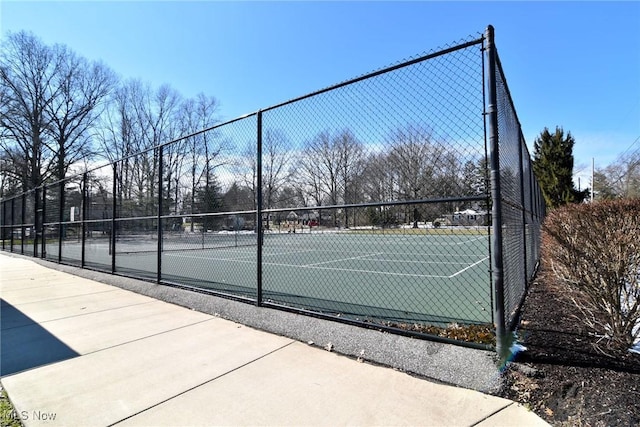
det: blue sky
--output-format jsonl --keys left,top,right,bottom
{"left": 2, "top": 1, "right": 639, "bottom": 186}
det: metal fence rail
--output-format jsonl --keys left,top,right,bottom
{"left": 0, "top": 26, "right": 544, "bottom": 354}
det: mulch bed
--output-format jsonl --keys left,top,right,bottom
{"left": 500, "top": 265, "right": 640, "bottom": 426}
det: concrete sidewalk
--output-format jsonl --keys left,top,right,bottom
{"left": 0, "top": 253, "right": 548, "bottom": 426}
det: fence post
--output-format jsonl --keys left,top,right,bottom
{"left": 21, "top": 192, "right": 26, "bottom": 254}
{"left": 41, "top": 186, "right": 46, "bottom": 258}
{"left": 2, "top": 200, "right": 6, "bottom": 251}
{"left": 34, "top": 188, "right": 39, "bottom": 257}
{"left": 256, "top": 110, "right": 263, "bottom": 306}
{"left": 485, "top": 25, "right": 508, "bottom": 360}
{"left": 1, "top": 201, "right": 4, "bottom": 251}
{"left": 58, "top": 180, "right": 64, "bottom": 263}
{"left": 157, "top": 146, "right": 163, "bottom": 283}
{"left": 111, "top": 164, "right": 117, "bottom": 273}
{"left": 1, "top": 200, "right": 4, "bottom": 251}
{"left": 517, "top": 133, "right": 528, "bottom": 291}
{"left": 3, "top": 200, "right": 7, "bottom": 251}
{"left": 9, "top": 198, "right": 14, "bottom": 252}
{"left": 81, "top": 173, "right": 87, "bottom": 268}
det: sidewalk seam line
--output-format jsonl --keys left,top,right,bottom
{"left": 0, "top": 318, "right": 220, "bottom": 378}
{"left": 0, "top": 289, "right": 120, "bottom": 305}
{"left": 0, "top": 289, "right": 120, "bottom": 306}
{"left": 1, "top": 282, "right": 89, "bottom": 292}
{"left": 1, "top": 272, "right": 118, "bottom": 290}
{"left": 79, "top": 317, "right": 219, "bottom": 357}
{"left": 469, "top": 402, "right": 514, "bottom": 426}
{"left": 0, "top": 300, "right": 157, "bottom": 332}
{"left": 107, "top": 340, "right": 297, "bottom": 427}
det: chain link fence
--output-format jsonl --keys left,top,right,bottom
{"left": 0, "top": 26, "right": 544, "bottom": 352}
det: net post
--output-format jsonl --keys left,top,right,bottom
{"left": 485, "top": 25, "right": 508, "bottom": 361}
{"left": 256, "top": 110, "right": 263, "bottom": 306}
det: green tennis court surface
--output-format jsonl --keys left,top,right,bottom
{"left": 52, "top": 231, "right": 493, "bottom": 327}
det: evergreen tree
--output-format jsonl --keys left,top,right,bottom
{"left": 532, "top": 127, "right": 587, "bottom": 209}
{"left": 194, "top": 175, "right": 223, "bottom": 231}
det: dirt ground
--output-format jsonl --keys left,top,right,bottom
{"left": 499, "top": 265, "right": 640, "bottom": 426}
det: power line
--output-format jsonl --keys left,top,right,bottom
{"left": 607, "top": 136, "right": 640, "bottom": 186}
{"left": 618, "top": 135, "right": 640, "bottom": 160}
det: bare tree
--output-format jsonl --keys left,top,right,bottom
{"left": 236, "top": 142, "right": 258, "bottom": 210}
{"left": 595, "top": 145, "right": 640, "bottom": 200}
{"left": 95, "top": 80, "right": 143, "bottom": 202}
{"left": 387, "top": 126, "right": 447, "bottom": 200}
{"left": 97, "top": 79, "right": 147, "bottom": 206}
{"left": 262, "top": 129, "right": 294, "bottom": 210}
{"left": 361, "top": 151, "right": 395, "bottom": 203}
{"left": 461, "top": 157, "right": 489, "bottom": 198}
{"left": 386, "top": 126, "right": 449, "bottom": 224}
{"left": 44, "top": 46, "right": 116, "bottom": 181}
{"left": 298, "top": 129, "right": 364, "bottom": 227}
{"left": 1, "top": 31, "right": 116, "bottom": 192}
{"left": 133, "top": 83, "right": 182, "bottom": 209}
{"left": 299, "top": 131, "right": 340, "bottom": 226}
{"left": 335, "top": 130, "right": 365, "bottom": 227}
{"left": 0, "top": 31, "right": 62, "bottom": 191}
{"left": 163, "top": 94, "right": 225, "bottom": 230}
{"left": 235, "top": 129, "right": 293, "bottom": 213}
{"left": 0, "top": 147, "right": 23, "bottom": 198}
{"left": 156, "top": 91, "right": 221, "bottom": 218}
{"left": 98, "top": 80, "right": 186, "bottom": 216}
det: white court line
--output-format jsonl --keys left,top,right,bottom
{"left": 266, "top": 246, "right": 482, "bottom": 259}
{"left": 343, "top": 235, "right": 487, "bottom": 246}
{"left": 164, "top": 253, "right": 449, "bottom": 279}
{"left": 262, "top": 249, "right": 316, "bottom": 258}
{"left": 452, "top": 236, "right": 487, "bottom": 245}
{"left": 302, "top": 252, "right": 384, "bottom": 267}
{"left": 266, "top": 262, "right": 449, "bottom": 279}
{"left": 264, "top": 247, "right": 481, "bottom": 264}
{"left": 448, "top": 256, "right": 490, "bottom": 278}
{"left": 439, "top": 236, "right": 487, "bottom": 246}
{"left": 164, "top": 248, "right": 315, "bottom": 261}
{"left": 362, "top": 258, "right": 471, "bottom": 266}
{"left": 165, "top": 252, "right": 489, "bottom": 280}
{"left": 165, "top": 253, "right": 257, "bottom": 263}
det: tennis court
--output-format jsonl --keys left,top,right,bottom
{"left": 52, "top": 230, "right": 493, "bottom": 327}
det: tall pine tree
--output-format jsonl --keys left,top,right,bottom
{"left": 532, "top": 127, "right": 587, "bottom": 209}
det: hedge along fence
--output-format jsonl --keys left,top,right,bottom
{"left": 543, "top": 199, "right": 640, "bottom": 353}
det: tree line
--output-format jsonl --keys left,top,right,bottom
{"left": 532, "top": 127, "right": 639, "bottom": 209}
{"left": 0, "top": 31, "right": 220, "bottom": 199}
{"left": 79, "top": 123, "right": 489, "bottom": 231}
{"left": 2, "top": 30, "right": 491, "bottom": 230}
{"left": 593, "top": 142, "right": 640, "bottom": 200}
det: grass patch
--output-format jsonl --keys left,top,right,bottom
{"left": 0, "top": 387, "right": 22, "bottom": 427}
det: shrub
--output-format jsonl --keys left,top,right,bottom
{"left": 542, "top": 199, "right": 640, "bottom": 353}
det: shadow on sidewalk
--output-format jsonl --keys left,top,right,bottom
{"left": 1, "top": 299, "right": 79, "bottom": 376}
